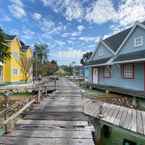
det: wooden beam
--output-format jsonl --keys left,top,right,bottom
{"left": 3, "top": 99, "right": 35, "bottom": 125}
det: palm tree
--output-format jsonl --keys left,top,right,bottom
{"left": 34, "top": 43, "right": 48, "bottom": 64}
{"left": 0, "top": 28, "right": 10, "bottom": 62}
{"left": 33, "top": 43, "right": 49, "bottom": 79}
{"left": 80, "top": 51, "right": 93, "bottom": 65}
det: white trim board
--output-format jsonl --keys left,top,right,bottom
{"left": 113, "top": 58, "right": 145, "bottom": 64}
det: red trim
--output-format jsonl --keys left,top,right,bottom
{"left": 103, "top": 66, "right": 112, "bottom": 79}
{"left": 121, "top": 63, "right": 135, "bottom": 79}
{"left": 144, "top": 62, "right": 145, "bottom": 91}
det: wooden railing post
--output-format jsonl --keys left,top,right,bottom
{"left": 4, "top": 91, "right": 9, "bottom": 134}
{"left": 38, "top": 87, "right": 41, "bottom": 103}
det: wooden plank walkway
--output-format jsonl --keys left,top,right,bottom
{"left": 0, "top": 78, "right": 94, "bottom": 145}
{"left": 83, "top": 99, "right": 145, "bottom": 136}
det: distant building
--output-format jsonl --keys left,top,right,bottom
{"left": 0, "top": 35, "right": 32, "bottom": 84}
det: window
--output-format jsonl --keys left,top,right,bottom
{"left": 12, "top": 69, "right": 19, "bottom": 75}
{"left": 134, "top": 36, "right": 143, "bottom": 47}
{"left": 103, "top": 66, "right": 111, "bottom": 78}
{"left": 98, "top": 48, "right": 104, "bottom": 56}
{"left": 11, "top": 52, "right": 19, "bottom": 60}
{"left": 121, "top": 64, "right": 134, "bottom": 79}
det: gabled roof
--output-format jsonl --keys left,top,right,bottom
{"left": 113, "top": 49, "right": 145, "bottom": 64}
{"left": 4, "top": 34, "right": 16, "bottom": 40}
{"left": 90, "top": 39, "right": 115, "bottom": 61}
{"left": 103, "top": 28, "right": 131, "bottom": 52}
{"left": 115, "top": 22, "right": 145, "bottom": 55}
{"left": 20, "top": 41, "right": 30, "bottom": 51}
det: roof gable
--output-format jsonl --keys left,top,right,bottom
{"left": 103, "top": 28, "right": 131, "bottom": 52}
{"left": 115, "top": 22, "right": 145, "bottom": 55}
{"left": 91, "top": 40, "right": 115, "bottom": 61}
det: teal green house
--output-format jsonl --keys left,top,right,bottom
{"left": 84, "top": 21, "right": 145, "bottom": 97}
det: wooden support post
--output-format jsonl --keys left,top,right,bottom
{"left": 54, "top": 78, "right": 56, "bottom": 91}
{"left": 45, "top": 86, "right": 47, "bottom": 97}
{"left": 38, "top": 87, "right": 41, "bottom": 104}
{"left": 4, "top": 92, "right": 9, "bottom": 134}
{"left": 132, "top": 96, "right": 137, "bottom": 108}
{"left": 105, "top": 89, "right": 109, "bottom": 96}
{"left": 95, "top": 120, "right": 102, "bottom": 145}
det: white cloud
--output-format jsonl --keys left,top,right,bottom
{"left": 40, "top": 0, "right": 84, "bottom": 21}
{"left": 117, "top": 0, "right": 145, "bottom": 27}
{"left": 85, "top": 0, "right": 117, "bottom": 24}
{"left": 71, "top": 32, "right": 80, "bottom": 36}
{"left": 1, "top": 16, "right": 11, "bottom": 22}
{"left": 10, "top": 0, "right": 24, "bottom": 7}
{"left": 64, "top": 1, "right": 84, "bottom": 21}
{"left": 9, "top": 0, "right": 26, "bottom": 18}
{"left": 79, "top": 36, "right": 100, "bottom": 43}
{"left": 77, "top": 25, "right": 85, "bottom": 32}
{"left": 32, "top": 13, "right": 42, "bottom": 20}
{"left": 55, "top": 40, "right": 66, "bottom": 46}
{"left": 39, "top": 18, "right": 55, "bottom": 32}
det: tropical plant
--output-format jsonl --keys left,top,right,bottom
{"left": 0, "top": 28, "right": 10, "bottom": 62}
{"left": 34, "top": 43, "right": 48, "bottom": 64}
{"left": 80, "top": 51, "right": 93, "bottom": 65}
{"left": 18, "top": 52, "right": 32, "bottom": 82}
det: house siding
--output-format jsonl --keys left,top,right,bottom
{"left": 99, "top": 63, "right": 144, "bottom": 91}
{"left": 93, "top": 43, "right": 113, "bottom": 60}
{"left": 119, "top": 26, "right": 145, "bottom": 55}
{"left": 84, "top": 66, "right": 92, "bottom": 83}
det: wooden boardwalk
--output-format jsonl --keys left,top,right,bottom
{"left": 0, "top": 78, "right": 94, "bottom": 145}
{"left": 83, "top": 99, "right": 145, "bottom": 136}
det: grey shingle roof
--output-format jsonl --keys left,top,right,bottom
{"left": 103, "top": 28, "right": 131, "bottom": 52}
{"left": 113, "top": 50, "right": 145, "bottom": 62}
{"left": 4, "top": 34, "right": 16, "bottom": 40}
{"left": 103, "top": 21, "right": 145, "bottom": 52}
{"left": 20, "top": 41, "right": 30, "bottom": 51}
{"left": 86, "top": 57, "right": 111, "bottom": 65}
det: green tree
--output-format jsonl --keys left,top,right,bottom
{"left": 34, "top": 43, "right": 48, "bottom": 64}
{"left": 18, "top": 52, "right": 32, "bottom": 82}
{"left": 0, "top": 28, "right": 10, "bottom": 62}
{"left": 33, "top": 43, "right": 49, "bottom": 78}
{"left": 80, "top": 51, "right": 93, "bottom": 65}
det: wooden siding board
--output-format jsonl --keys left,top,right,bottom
{"left": 141, "top": 111, "right": 145, "bottom": 135}
{"left": 136, "top": 110, "right": 144, "bottom": 135}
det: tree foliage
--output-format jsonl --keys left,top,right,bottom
{"left": 34, "top": 43, "right": 48, "bottom": 64}
{"left": 80, "top": 51, "right": 93, "bottom": 65}
{"left": 0, "top": 28, "right": 10, "bottom": 62}
{"left": 18, "top": 52, "right": 32, "bottom": 82}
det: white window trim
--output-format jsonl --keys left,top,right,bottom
{"left": 12, "top": 68, "right": 19, "bottom": 76}
{"left": 134, "top": 36, "right": 143, "bottom": 47}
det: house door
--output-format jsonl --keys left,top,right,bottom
{"left": 93, "top": 68, "right": 98, "bottom": 84}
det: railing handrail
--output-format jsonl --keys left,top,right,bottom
{"left": 3, "top": 99, "right": 35, "bottom": 125}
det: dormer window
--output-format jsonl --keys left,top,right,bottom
{"left": 98, "top": 48, "right": 104, "bottom": 56}
{"left": 134, "top": 36, "right": 143, "bottom": 47}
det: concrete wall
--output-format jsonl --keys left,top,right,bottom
{"left": 98, "top": 62, "right": 144, "bottom": 91}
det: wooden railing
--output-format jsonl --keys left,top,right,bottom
{"left": 0, "top": 96, "right": 37, "bottom": 134}
{"left": 0, "top": 77, "right": 57, "bottom": 134}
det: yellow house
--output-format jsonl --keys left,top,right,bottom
{"left": 0, "top": 35, "right": 32, "bottom": 84}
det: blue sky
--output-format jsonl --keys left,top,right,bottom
{"left": 0, "top": 0, "right": 145, "bottom": 65}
